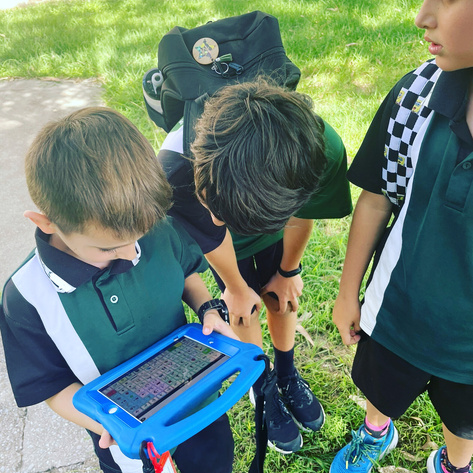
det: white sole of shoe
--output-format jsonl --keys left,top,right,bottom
{"left": 383, "top": 427, "right": 399, "bottom": 458}
{"left": 426, "top": 449, "right": 438, "bottom": 473}
{"left": 250, "top": 388, "right": 304, "bottom": 454}
{"left": 267, "top": 436, "right": 303, "bottom": 455}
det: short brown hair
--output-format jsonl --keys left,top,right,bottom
{"left": 192, "top": 78, "right": 326, "bottom": 235}
{"left": 25, "top": 107, "right": 172, "bottom": 237}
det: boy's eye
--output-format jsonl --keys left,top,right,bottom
{"left": 99, "top": 248, "right": 116, "bottom": 253}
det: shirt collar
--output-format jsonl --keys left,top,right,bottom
{"left": 35, "top": 228, "right": 141, "bottom": 293}
{"left": 428, "top": 67, "right": 473, "bottom": 147}
{"left": 429, "top": 68, "right": 472, "bottom": 119}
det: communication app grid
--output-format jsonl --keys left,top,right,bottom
{"left": 99, "top": 337, "right": 228, "bottom": 422}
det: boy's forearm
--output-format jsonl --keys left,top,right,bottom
{"left": 182, "top": 272, "right": 214, "bottom": 313}
{"left": 45, "top": 382, "right": 104, "bottom": 435}
{"left": 281, "top": 217, "right": 314, "bottom": 271}
{"left": 204, "top": 229, "right": 247, "bottom": 292}
{"left": 338, "top": 190, "right": 392, "bottom": 299}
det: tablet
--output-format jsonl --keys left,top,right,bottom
{"left": 73, "top": 323, "right": 264, "bottom": 459}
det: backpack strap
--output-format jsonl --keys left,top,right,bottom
{"left": 382, "top": 59, "right": 441, "bottom": 206}
{"left": 183, "top": 93, "right": 209, "bottom": 156}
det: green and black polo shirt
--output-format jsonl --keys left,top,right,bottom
{"left": 0, "top": 217, "right": 208, "bottom": 408}
{"left": 158, "top": 118, "right": 352, "bottom": 260}
{"left": 349, "top": 65, "right": 473, "bottom": 385}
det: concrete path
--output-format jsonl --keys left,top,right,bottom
{"left": 0, "top": 78, "right": 104, "bottom": 472}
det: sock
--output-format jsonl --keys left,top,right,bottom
{"left": 363, "top": 417, "right": 391, "bottom": 438}
{"left": 273, "top": 346, "right": 295, "bottom": 384}
{"left": 440, "top": 448, "right": 472, "bottom": 473}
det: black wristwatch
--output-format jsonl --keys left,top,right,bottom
{"left": 277, "top": 262, "right": 302, "bottom": 278}
{"left": 197, "top": 299, "right": 229, "bottom": 324}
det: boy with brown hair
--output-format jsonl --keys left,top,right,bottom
{"left": 158, "top": 79, "right": 352, "bottom": 453}
{"left": 331, "top": 1, "right": 473, "bottom": 472}
{"left": 0, "top": 107, "right": 236, "bottom": 473}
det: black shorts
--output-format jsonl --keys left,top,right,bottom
{"left": 211, "top": 240, "right": 283, "bottom": 294}
{"left": 352, "top": 332, "right": 473, "bottom": 440}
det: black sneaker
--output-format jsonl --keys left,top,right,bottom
{"left": 261, "top": 370, "right": 303, "bottom": 454}
{"left": 279, "top": 369, "right": 325, "bottom": 432}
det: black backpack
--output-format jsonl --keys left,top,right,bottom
{"left": 143, "top": 11, "right": 300, "bottom": 154}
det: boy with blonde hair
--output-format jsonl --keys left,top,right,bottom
{"left": 0, "top": 107, "right": 236, "bottom": 473}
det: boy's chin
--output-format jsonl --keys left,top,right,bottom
{"left": 433, "top": 57, "right": 472, "bottom": 72}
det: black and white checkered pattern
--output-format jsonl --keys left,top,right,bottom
{"left": 383, "top": 59, "right": 442, "bottom": 206}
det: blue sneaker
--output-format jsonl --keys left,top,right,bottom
{"left": 427, "top": 446, "right": 472, "bottom": 473}
{"left": 279, "top": 369, "right": 325, "bottom": 432}
{"left": 428, "top": 447, "right": 447, "bottom": 473}
{"left": 261, "top": 370, "right": 303, "bottom": 454}
{"left": 330, "top": 421, "right": 398, "bottom": 473}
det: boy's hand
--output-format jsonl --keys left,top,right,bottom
{"left": 332, "top": 294, "right": 361, "bottom": 345}
{"left": 202, "top": 310, "right": 240, "bottom": 340}
{"left": 99, "top": 429, "right": 117, "bottom": 449}
{"left": 261, "top": 271, "right": 303, "bottom": 314}
{"left": 222, "top": 286, "right": 262, "bottom": 327}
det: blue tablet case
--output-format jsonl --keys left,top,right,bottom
{"left": 73, "top": 323, "right": 265, "bottom": 458}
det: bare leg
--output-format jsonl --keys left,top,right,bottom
{"left": 231, "top": 310, "right": 263, "bottom": 348}
{"left": 366, "top": 400, "right": 390, "bottom": 427}
{"left": 443, "top": 424, "right": 473, "bottom": 469}
{"left": 263, "top": 293, "right": 297, "bottom": 351}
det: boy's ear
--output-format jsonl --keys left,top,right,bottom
{"left": 24, "top": 210, "right": 58, "bottom": 234}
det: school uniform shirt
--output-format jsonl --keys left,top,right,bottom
{"left": 0, "top": 217, "right": 208, "bottom": 407}
{"left": 158, "top": 119, "right": 352, "bottom": 260}
{"left": 348, "top": 66, "right": 473, "bottom": 385}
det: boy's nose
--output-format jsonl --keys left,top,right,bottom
{"left": 415, "top": 0, "right": 436, "bottom": 30}
{"left": 117, "top": 243, "right": 137, "bottom": 261}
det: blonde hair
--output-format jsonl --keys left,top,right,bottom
{"left": 25, "top": 107, "right": 171, "bottom": 237}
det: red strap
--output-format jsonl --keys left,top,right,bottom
{"left": 147, "top": 442, "right": 162, "bottom": 473}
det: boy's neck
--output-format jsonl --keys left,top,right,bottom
{"left": 48, "top": 233, "right": 111, "bottom": 270}
{"left": 49, "top": 233, "right": 73, "bottom": 255}
{"left": 467, "top": 77, "right": 473, "bottom": 138}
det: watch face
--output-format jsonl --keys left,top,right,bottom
{"left": 218, "top": 301, "right": 229, "bottom": 323}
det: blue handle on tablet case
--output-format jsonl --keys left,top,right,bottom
{"left": 73, "top": 323, "right": 265, "bottom": 459}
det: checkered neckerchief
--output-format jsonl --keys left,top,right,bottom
{"left": 382, "top": 59, "right": 442, "bottom": 206}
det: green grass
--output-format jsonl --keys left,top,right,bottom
{"left": 0, "top": 1, "right": 441, "bottom": 472}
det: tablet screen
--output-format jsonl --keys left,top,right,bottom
{"left": 99, "top": 335, "right": 229, "bottom": 422}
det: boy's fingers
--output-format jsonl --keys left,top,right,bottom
{"left": 277, "top": 300, "right": 288, "bottom": 314}
{"left": 202, "top": 317, "right": 239, "bottom": 340}
{"left": 99, "top": 430, "right": 115, "bottom": 449}
{"left": 347, "top": 332, "right": 361, "bottom": 345}
{"left": 238, "top": 314, "right": 251, "bottom": 328}
{"left": 289, "top": 298, "right": 298, "bottom": 312}
{"left": 277, "top": 298, "right": 298, "bottom": 315}
{"left": 217, "top": 322, "right": 239, "bottom": 340}
{"left": 340, "top": 326, "right": 361, "bottom": 345}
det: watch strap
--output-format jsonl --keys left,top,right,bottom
{"left": 197, "top": 299, "right": 229, "bottom": 324}
{"left": 277, "top": 263, "right": 302, "bottom": 278}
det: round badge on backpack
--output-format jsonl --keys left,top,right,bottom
{"left": 192, "top": 37, "right": 219, "bottom": 64}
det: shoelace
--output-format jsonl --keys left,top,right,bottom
{"left": 265, "top": 382, "right": 293, "bottom": 425}
{"left": 344, "top": 430, "right": 381, "bottom": 468}
{"left": 282, "top": 376, "right": 311, "bottom": 405}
